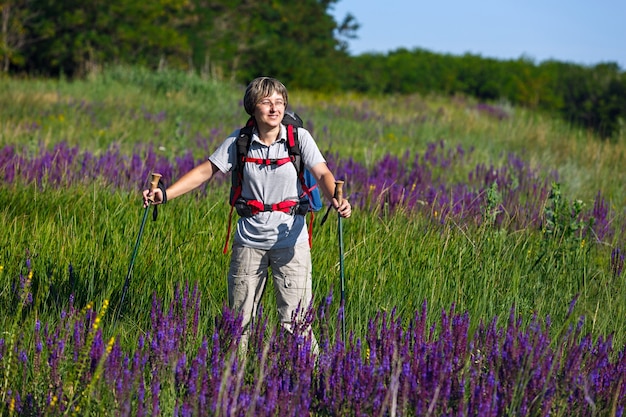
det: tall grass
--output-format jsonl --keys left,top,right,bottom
{"left": 2, "top": 65, "right": 624, "bottom": 342}
{"left": 3, "top": 67, "right": 624, "bottom": 200}
{"left": 1, "top": 67, "right": 626, "bottom": 414}
{"left": 1, "top": 180, "right": 624, "bottom": 347}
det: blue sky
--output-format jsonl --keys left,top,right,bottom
{"left": 331, "top": 0, "right": 626, "bottom": 69}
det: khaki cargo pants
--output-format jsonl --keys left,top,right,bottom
{"left": 228, "top": 241, "right": 318, "bottom": 355}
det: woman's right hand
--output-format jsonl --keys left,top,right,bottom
{"left": 142, "top": 188, "right": 164, "bottom": 208}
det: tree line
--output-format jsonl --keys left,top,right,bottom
{"left": 1, "top": 0, "right": 624, "bottom": 138}
{"left": 349, "top": 50, "right": 626, "bottom": 138}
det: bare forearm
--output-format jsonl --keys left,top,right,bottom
{"left": 317, "top": 170, "right": 339, "bottom": 202}
{"left": 167, "top": 160, "right": 217, "bottom": 200}
{"left": 310, "top": 162, "right": 352, "bottom": 218}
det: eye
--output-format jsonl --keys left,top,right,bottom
{"left": 258, "top": 100, "right": 285, "bottom": 108}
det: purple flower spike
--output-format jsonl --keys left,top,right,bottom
{"left": 610, "top": 247, "right": 624, "bottom": 277}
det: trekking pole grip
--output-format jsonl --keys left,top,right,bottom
{"left": 335, "top": 180, "right": 344, "bottom": 205}
{"left": 148, "top": 173, "right": 162, "bottom": 203}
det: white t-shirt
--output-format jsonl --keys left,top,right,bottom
{"left": 209, "top": 124, "right": 326, "bottom": 250}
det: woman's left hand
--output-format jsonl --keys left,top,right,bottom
{"left": 334, "top": 198, "right": 352, "bottom": 218}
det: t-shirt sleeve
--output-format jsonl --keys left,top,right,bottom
{"left": 208, "top": 129, "right": 240, "bottom": 174}
{"left": 297, "top": 128, "right": 326, "bottom": 170}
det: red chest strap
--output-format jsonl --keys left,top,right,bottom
{"left": 245, "top": 199, "right": 298, "bottom": 215}
{"left": 241, "top": 156, "right": 294, "bottom": 166}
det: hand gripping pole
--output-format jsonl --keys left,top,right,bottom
{"left": 114, "top": 173, "right": 161, "bottom": 325}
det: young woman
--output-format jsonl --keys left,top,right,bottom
{"left": 143, "top": 76, "right": 351, "bottom": 354}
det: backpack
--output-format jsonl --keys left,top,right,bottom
{"left": 222, "top": 111, "right": 322, "bottom": 253}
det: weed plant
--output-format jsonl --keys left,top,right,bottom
{"left": 1, "top": 67, "right": 626, "bottom": 414}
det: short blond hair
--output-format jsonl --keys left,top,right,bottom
{"left": 243, "top": 77, "right": 289, "bottom": 116}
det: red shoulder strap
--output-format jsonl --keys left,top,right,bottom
{"left": 287, "top": 124, "right": 296, "bottom": 148}
{"left": 286, "top": 123, "right": 315, "bottom": 248}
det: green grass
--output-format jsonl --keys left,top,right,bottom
{"left": 3, "top": 67, "right": 625, "bottom": 202}
{"left": 1, "top": 183, "right": 623, "bottom": 348}
{"left": 1, "top": 66, "right": 625, "bottom": 350}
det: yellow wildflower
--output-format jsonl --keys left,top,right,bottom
{"left": 106, "top": 337, "right": 115, "bottom": 354}
{"left": 92, "top": 299, "right": 110, "bottom": 330}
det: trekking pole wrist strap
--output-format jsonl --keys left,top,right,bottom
{"left": 157, "top": 179, "right": 167, "bottom": 204}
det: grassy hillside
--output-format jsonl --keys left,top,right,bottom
{"left": 2, "top": 67, "right": 626, "bottom": 415}
{"left": 3, "top": 68, "right": 624, "bottom": 200}
{"left": 2, "top": 67, "right": 625, "bottom": 333}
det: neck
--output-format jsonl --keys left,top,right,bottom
{"left": 257, "top": 124, "right": 281, "bottom": 145}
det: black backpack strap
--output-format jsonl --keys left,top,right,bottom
{"left": 286, "top": 124, "right": 304, "bottom": 178}
{"left": 230, "top": 119, "right": 254, "bottom": 206}
{"left": 284, "top": 109, "right": 304, "bottom": 176}
{"left": 287, "top": 125, "right": 314, "bottom": 198}
{"left": 286, "top": 123, "right": 316, "bottom": 248}
{"left": 224, "top": 119, "right": 254, "bottom": 254}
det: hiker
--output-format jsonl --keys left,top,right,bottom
{"left": 142, "top": 76, "right": 351, "bottom": 354}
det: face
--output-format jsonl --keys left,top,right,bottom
{"left": 253, "top": 91, "right": 285, "bottom": 129}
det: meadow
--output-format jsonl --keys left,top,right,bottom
{"left": 1, "top": 67, "right": 625, "bottom": 415}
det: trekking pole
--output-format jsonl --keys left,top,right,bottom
{"left": 114, "top": 172, "right": 161, "bottom": 325}
{"left": 335, "top": 180, "right": 347, "bottom": 343}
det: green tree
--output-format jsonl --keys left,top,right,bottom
{"left": 0, "top": 0, "right": 36, "bottom": 72}
{"left": 19, "top": 0, "right": 191, "bottom": 76}
{"left": 177, "top": 0, "right": 357, "bottom": 89}
{"left": 230, "top": 0, "right": 354, "bottom": 89}
{"left": 542, "top": 61, "right": 624, "bottom": 138}
{"left": 345, "top": 52, "right": 389, "bottom": 93}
